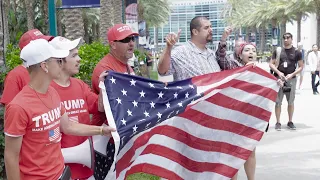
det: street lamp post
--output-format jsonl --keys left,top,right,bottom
{"left": 48, "top": 0, "right": 57, "bottom": 36}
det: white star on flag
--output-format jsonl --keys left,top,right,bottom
{"left": 156, "top": 112, "right": 162, "bottom": 119}
{"left": 189, "top": 84, "right": 195, "bottom": 89}
{"left": 139, "top": 90, "right": 146, "bottom": 97}
{"left": 174, "top": 92, "right": 178, "bottom": 99}
{"left": 121, "top": 118, "right": 126, "bottom": 125}
{"left": 144, "top": 111, "right": 150, "bottom": 117}
{"left": 130, "top": 79, "right": 136, "bottom": 86}
{"left": 148, "top": 83, "right": 155, "bottom": 88}
{"left": 110, "top": 77, "right": 116, "bottom": 84}
{"left": 158, "top": 91, "right": 164, "bottom": 98}
{"left": 178, "top": 102, "right": 183, "bottom": 107}
{"left": 132, "top": 125, "right": 138, "bottom": 133}
{"left": 132, "top": 100, "right": 138, "bottom": 107}
{"left": 185, "top": 92, "right": 189, "bottom": 98}
{"left": 150, "top": 102, "right": 155, "bottom": 108}
{"left": 127, "top": 109, "right": 133, "bottom": 116}
{"left": 166, "top": 102, "right": 170, "bottom": 108}
{"left": 116, "top": 97, "right": 122, "bottom": 104}
{"left": 121, "top": 89, "right": 128, "bottom": 96}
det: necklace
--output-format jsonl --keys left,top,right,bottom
{"left": 29, "top": 84, "right": 54, "bottom": 110}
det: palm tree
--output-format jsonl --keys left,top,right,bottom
{"left": 112, "top": 0, "right": 123, "bottom": 24}
{"left": 138, "top": 0, "right": 170, "bottom": 51}
{"left": 99, "top": 0, "right": 114, "bottom": 44}
{"left": 24, "top": 0, "right": 34, "bottom": 30}
{"left": 62, "top": 8, "right": 85, "bottom": 40}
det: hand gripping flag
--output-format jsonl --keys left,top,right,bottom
{"left": 100, "top": 65, "right": 279, "bottom": 180}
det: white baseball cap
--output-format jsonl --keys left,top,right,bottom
{"left": 20, "top": 39, "right": 69, "bottom": 67}
{"left": 49, "top": 36, "right": 81, "bottom": 51}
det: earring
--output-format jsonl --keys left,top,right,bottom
{"left": 45, "top": 69, "right": 49, "bottom": 73}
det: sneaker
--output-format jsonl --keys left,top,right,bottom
{"left": 287, "top": 122, "right": 296, "bottom": 130}
{"left": 275, "top": 123, "right": 281, "bottom": 131}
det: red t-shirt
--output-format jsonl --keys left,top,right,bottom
{"left": 91, "top": 54, "right": 134, "bottom": 125}
{"left": 4, "top": 86, "right": 65, "bottom": 180}
{"left": 51, "top": 78, "right": 98, "bottom": 179}
{"left": 0, "top": 65, "right": 30, "bottom": 105}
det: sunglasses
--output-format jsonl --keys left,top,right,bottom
{"left": 283, "top": 36, "right": 291, "bottom": 39}
{"left": 115, "top": 36, "right": 135, "bottom": 43}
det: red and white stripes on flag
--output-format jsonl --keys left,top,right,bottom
{"left": 103, "top": 66, "right": 279, "bottom": 180}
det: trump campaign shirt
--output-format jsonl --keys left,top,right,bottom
{"left": 91, "top": 54, "right": 135, "bottom": 125}
{"left": 0, "top": 65, "right": 30, "bottom": 105}
{"left": 51, "top": 77, "right": 99, "bottom": 179}
{"left": 4, "top": 86, "right": 65, "bottom": 180}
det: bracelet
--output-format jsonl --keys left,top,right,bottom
{"left": 99, "top": 126, "right": 104, "bottom": 135}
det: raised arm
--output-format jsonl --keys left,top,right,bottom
{"left": 216, "top": 27, "right": 241, "bottom": 70}
{"left": 158, "top": 30, "right": 181, "bottom": 75}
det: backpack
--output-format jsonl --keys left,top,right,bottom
{"left": 270, "top": 47, "right": 282, "bottom": 75}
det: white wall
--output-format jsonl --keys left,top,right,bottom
{"left": 286, "top": 13, "right": 317, "bottom": 51}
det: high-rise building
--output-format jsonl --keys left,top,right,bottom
{"left": 148, "top": 0, "right": 230, "bottom": 50}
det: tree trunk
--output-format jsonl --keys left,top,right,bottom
{"left": 82, "top": 10, "right": 90, "bottom": 43}
{"left": 42, "top": 0, "right": 49, "bottom": 34}
{"left": 57, "top": 9, "right": 63, "bottom": 36}
{"left": 62, "top": 9, "right": 85, "bottom": 40}
{"left": 245, "top": 27, "right": 250, "bottom": 42}
{"left": 100, "top": 0, "right": 114, "bottom": 44}
{"left": 3, "top": 0, "right": 9, "bottom": 51}
{"left": 260, "top": 27, "right": 266, "bottom": 54}
{"left": 24, "top": 0, "right": 34, "bottom": 30}
{"left": 280, "top": 19, "right": 287, "bottom": 47}
{"left": 96, "top": 23, "right": 100, "bottom": 41}
{"left": 112, "top": 0, "right": 123, "bottom": 24}
{"left": 297, "top": 13, "right": 302, "bottom": 44}
{"left": 155, "top": 27, "right": 159, "bottom": 52}
{"left": 0, "top": 0, "right": 4, "bottom": 69}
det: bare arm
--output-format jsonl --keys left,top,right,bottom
{"left": 60, "top": 113, "right": 115, "bottom": 136}
{"left": 98, "top": 91, "right": 104, "bottom": 112}
{"left": 5, "top": 135, "right": 22, "bottom": 180}
{"left": 158, "top": 46, "right": 173, "bottom": 75}
{"left": 158, "top": 30, "right": 181, "bottom": 75}
{"left": 289, "top": 60, "right": 304, "bottom": 77}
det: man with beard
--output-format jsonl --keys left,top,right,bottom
{"left": 158, "top": 16, "right": 222, "bottom": 80}
{"left": 91, "top": 23, "right": 138, "bottom": 179}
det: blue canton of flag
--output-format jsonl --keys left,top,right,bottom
{"left": 104, "top": 71, "right": 202, "bottom": 150}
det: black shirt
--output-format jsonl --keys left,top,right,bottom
{"left": 272, "top": 46, "right": 302, "bottom": 75}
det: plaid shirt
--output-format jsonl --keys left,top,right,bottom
{"left": 168, "top": 40, "right": 221, "bottom": 81}
{"left": 215, "top": 41, "right": 243, "bottom": 70}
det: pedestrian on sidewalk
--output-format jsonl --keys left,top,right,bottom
{"left": 269, "top": 32, "right": 304, "bottom": 131}
{"left": 297, "top": 42, "right": 305, "bottom": 90}
{"left": 308, "top": 44, "right": 320, "bottom": 94}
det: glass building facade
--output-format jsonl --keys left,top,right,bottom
{"left": 148, "top": 0, "right": 229, "bottom": 50}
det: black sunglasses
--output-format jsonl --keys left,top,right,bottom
{"left": 283, "top": 36, "right": 292, "bottom": 39}
{"left": 115, "top": 36, "right": 135, "bottom": 43}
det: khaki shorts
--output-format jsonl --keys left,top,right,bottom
{"left": 276, "top": 77, "right": 297, "bottom": 106}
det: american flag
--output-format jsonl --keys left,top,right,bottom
{"left": 49, "top": 126, "right": 61, "bottom": 142}
{"left": 101, "top": 66, "right": 279, "bottom": 180}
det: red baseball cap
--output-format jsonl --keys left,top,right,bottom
{"left": 19, "top": 29, "right": 54, "bottom": 50}
{"left": 107, "top": 24, "right": 139, "bottom": 42}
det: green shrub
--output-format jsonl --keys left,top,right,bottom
{"left": 0, "top": 44, "right": 21, "bottom": 84}
{"left": 76, "top": 41, "right": 110, "bottom": 84}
